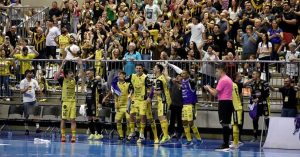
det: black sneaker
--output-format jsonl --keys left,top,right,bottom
{"left": 215, "top": 144, "right": 230, "bottom": 151}
{"left": 250, "top": 138, "right": 258, "bottom": 143}
{"left": 185, "top": 140, "right": 194, "bottom": 146}
{"left": 36, "top": 128, "right": 42, "bottom": 133}
{"left": 170, "top": 133, "right": 177, "bottom": 139}
{"left": 25, "top": 130, "right": 29, "bottom": 135}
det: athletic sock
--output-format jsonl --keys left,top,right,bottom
{"left": 233, "top": 124, "right": 239, "bottom": 145}
{"left": 117, "top": 123, "right": 123, "bottom": 138}
{"left": 151, "top": 121, "right": 158, "bottom": 140}
{"left": 183, "top": 125, "right": 192, "bottom": 141}
{"left": 160, "top": 120, "right": 169, "bottom": 137}
{"left": 191, "top": 125, "right": 201, "bottom": 140}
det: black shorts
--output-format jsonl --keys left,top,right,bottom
{"left": 86, "top": 102, "right": 97, "bottom": 117}
{"left": 218, "top": 100, "right": 234, "bottom": 124}
{"left": 256, "top": 101, "right": 269, "bottom": 117}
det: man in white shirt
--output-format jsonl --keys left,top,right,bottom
{"left": 46, "top": 19, "right": 61, "bottom": 59}
{"left": 20, "top": 70, "right": 40, "bottom": 135}
{"left": 285, "top": 42, "right": 300, "bottom": 83}
{"left": 144, "top": 0, "right": 162, "bottom": 25}
{"left": 64, "top": 35, "right": 80, "bottom": 74}
{"left": 188, "top": 17, "right": 206, "bottom": 49}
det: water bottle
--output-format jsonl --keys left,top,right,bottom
{"left": 7, "top": 131, "right": 12, "bottom": 139}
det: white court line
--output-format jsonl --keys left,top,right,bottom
{"left": 0, "top": 144, "right": 11, "bottom": 146}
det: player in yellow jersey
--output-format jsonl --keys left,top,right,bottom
{"left": 180, "top": 69, "right": 202, "bottom": 146}
{"left": 103, "top": 71, "right": 131, "bottom": 141}
{"left": 57, "top": 59, "right": 84, "bottom": 143}
{"left": 230, "top": 81, "right": 243, "bottom": 149}
{"left": 126, "top": 64, "right": 159, "bottom": 144}
{"left": 152, "top": 64, "right": 172, "bottom": 144}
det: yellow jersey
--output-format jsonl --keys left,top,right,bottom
{"left": 58, "top": 35, "right": 70, "bottom": 50}
{"left": 14, "top": 53, "right": 36, "bottom": 74}
{"left": 0, "top": 58, "right": 12, "bottom": 76}
{"left": 115, "top": 81, "right": 130, "bottom": 107}
{"left": 0, "top": 36, "right": 4, "bottom": 45}
{"left": 130, "top": 74, "right": 148, "bottom": 101}
{"left": 155, "top": 75, "right": 171, "bottom": 105}
{"left": 95, "top": 49, "right": 103, "bottom": 66}
{"left": 61, "top": 78, "right": 76, "bottom": 102}
{"left": 232, "top": 83, "right": 242, "bottom": 111}
{"left": 149, "top": 29, "right": 159, "bottom": 43}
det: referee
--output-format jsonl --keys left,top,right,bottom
{"left": 204, "top": 66, "right": 233, "bottom": 151}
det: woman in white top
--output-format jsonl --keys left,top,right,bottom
{"left": 257, "top": 33, "right": 272, "bottom": 81}
{"left": 228, "top": 0, "right": 240, "bottom": 41}
{"left": 200, "top": 45, "right": 219, "bottom": 104}
{"left": 228, "top": 0, "right": 240, "bottom": 21}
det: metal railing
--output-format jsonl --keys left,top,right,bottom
{"left": 0, "top": 6, "right": 49, "bottom": 39}
{"left": 0, "top": 6, "right": 47, "bottom": 26}
{"left": 16, "top": 7, "right": 50, "bottom": 38}
{"left": 0, "top": 59, "right": 298, "bottom": 108}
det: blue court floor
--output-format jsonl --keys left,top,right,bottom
{"left": 0, "top": 134, "right": 300, "bottom": 157}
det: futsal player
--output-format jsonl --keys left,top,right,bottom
{"left": 126, "top": 64, "right": 159, "bottom": 144}
{"left": 230, "top": 80, "right": 243, "bottom": 149}
{"left": 180, "top": 68, "right": 202, "bottom": 145}
{"left": 152, "top": 64, "right": 172, "bottom": 144}
{"left": 204, "top": 66, "right": 233, "bottom": 150}
{"left": 245, "top": 70, "right": 270, "bottom": 142}
{"left": 57, "top": 59, "right": 84, "bottom": 143}
{"left": 85, "top": 68, "right": 103, "bottom": 140}
{"left": 103, "top": 71, "right": 131, "bottom": 140}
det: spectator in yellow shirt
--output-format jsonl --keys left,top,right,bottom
{"left": 55, "top": 27, "right": 70, "bottom": 59}
{"left": 11, "top": 46, "right": 39, "bottom": 80}
{"left": 0, "top": 48, "right": 14, "bottom": 101}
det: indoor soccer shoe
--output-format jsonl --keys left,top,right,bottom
{"left": 61, "top": 136, "right": 66, "bottom": 142}
{"left": 127, "top": 132, "right": 135, "bottom": 141}
{"left": 229, "top": 144, "right": 239, "bottom": 149}
{"left": 25, "top": 130, "right": 29, "bottom": 136}
{"left": 159, "top": 135, "right": 171, "bottom": 144}
{"left": 185, "top": 140, "right": 194, "bottom": 146}
{"left": 154, "top": 138, "right": 159, "bottom": 144}
{"left": 88, "top": 134, "right": 95, "bottom": 140}
{"left": 137, "top": 134, "right": 145, "bottom": 143}
{"left": 71, "top": 136, "right": 76, "bottom": 143}
{"left": 215, "top": 144, "right": 230, "bottom": 152}
{"left": 196, "top": 139, "right": 203, "bottom": 145}
{"left": 94, "top": 134, "right": 103, "bottom": 140}
{"left": 250, "top": 138, "right": 258, "bottom": 143}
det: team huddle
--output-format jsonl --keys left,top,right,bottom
{"left": 57, "top": 60, "right": 269, "bottom": 150}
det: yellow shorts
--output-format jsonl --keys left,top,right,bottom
{"left": 115, "top": 107, "right": 130, "bottom": 122}
{"left": 62, "top": 101, "right": 76, "bottom": 120}
{"left": 231, "top": 110, "right": 243, "bottom": 125}
{"left": 182, "top": 105, "right": 194, "bottom": 121}
{"left": 158, "top": 101, "right": 170, "bottom": 117}
{"left": 130, "top": 100, "right": 147, "bottom": 116}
